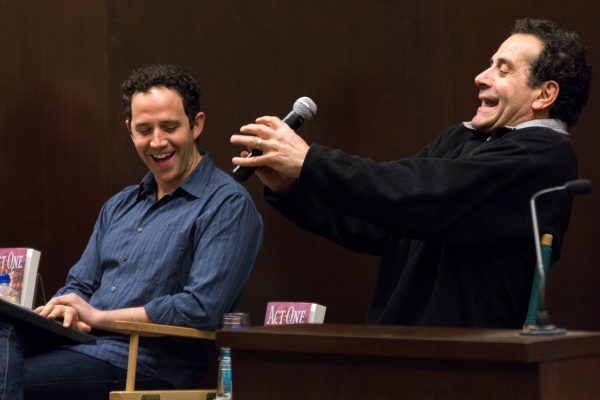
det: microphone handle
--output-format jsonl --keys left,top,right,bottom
{"left": 232, "top": 149, "right": 263, "bottom": 182}
{"left": 232, "top": 111, "right": 305, "bottom": 183}
{"left": 282, "top": 110, "right": 305, "bottom": 130}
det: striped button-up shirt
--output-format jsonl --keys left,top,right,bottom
{"left": 55, "top": 152, "right": 263, "bottom": 388}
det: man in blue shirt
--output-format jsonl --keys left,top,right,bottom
{"left": 0, "top": 64, "right": 263, "bottom": 399}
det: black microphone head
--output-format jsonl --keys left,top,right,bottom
{"left": 565, "top": 179, "right": 592, "bottom": 195}
{"left": 293, "top": 97, "right": 317, "bottom": 121}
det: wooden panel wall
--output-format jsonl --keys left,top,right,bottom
{"left": 0, "top": 0, "right": 111, "bottom": 302}
{"left": 0, "top": 0, "right": 598, "bottom": 330}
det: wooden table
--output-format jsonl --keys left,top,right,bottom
{"left": 217, "top": 324, "right": 600, "bottom": 399}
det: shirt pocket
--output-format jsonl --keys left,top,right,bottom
{"left": 132, "top": 225, "right": 191, "bottom": 290}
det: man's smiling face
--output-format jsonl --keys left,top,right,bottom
{"left": 471, "top": 34, "right": 545, "bottom": 133}
{"left": 127, "top": 86, "right": 204, "bottom": 198}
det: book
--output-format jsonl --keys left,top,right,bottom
{"left": 264, "top": 302, "right": 326, "bottom": 325}
{"left": 0, "top": 248, "right": 41, "bottom": 309}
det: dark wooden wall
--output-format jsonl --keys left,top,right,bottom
{"left": 0, "top": 0, "right": 598, "bottom": 330}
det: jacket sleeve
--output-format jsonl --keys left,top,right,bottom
{"left": 271, "top": 126, "right": 577, "bottom": 247}
{"left": 265, "top": 183, "right": 391, "bottom": 256}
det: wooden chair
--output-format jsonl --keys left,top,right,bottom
{"left": 108, "top": 321, "right": 217, "bottom": 400}
{"left": 109, "top": 291, "right": 244, "bottom": 399}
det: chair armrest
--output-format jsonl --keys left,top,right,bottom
{"left": 115, "top": 321, "right": 216, "bottom": 340}
{"left": 116, "top": 321, "right": 216, "bottom": 391}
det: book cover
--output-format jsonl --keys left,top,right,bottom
{"left": 0, "top": 248, "right": 41, "bottom": 309}
{"left": 264, "top": 302, "right": 326, "bottom": 325}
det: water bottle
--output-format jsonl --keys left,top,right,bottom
{"left": 0, "top": 274, "right": 18, "bottom": 303}
{"left": 216, "top": 347, "right": 232, "bottom": 399}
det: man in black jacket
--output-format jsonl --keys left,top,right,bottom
{"left": 231, "top": 18, "right": 592, "bottom": 328}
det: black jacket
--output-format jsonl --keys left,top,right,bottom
{"left": 265, "top": 123, "right": 577, "bottom": 328}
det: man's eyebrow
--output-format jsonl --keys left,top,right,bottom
{"left": 134, "top": 120, "right": 182, "bottom": 129}
{"left": 134, "top": 122, "right": 152, "bottom": 129}
{"left": 161, "top": 119, "right": 182, "bottom": 125}
{"left": 497, "top": 57, "right": 515, "bottom": 70}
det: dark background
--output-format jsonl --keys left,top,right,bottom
{"left": 0, "top": 0, "right": 598, "bottom": 330}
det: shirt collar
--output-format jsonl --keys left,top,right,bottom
{"left": 462, "top": 119, "right": 570, "bottom": 136}
{"left": 138, "top": 150, "right": 215, "bottom": 200}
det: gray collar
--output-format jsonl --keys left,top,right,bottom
{"left": 462, "top": 119, "right": 570, "bottom": 136}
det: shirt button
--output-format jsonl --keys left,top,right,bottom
{"left": 137, "top": 227, "right": 143, "bottom": 233}
{"left": 122, "top": 256, "right": 128, "bottom": 262}
{"left": 111, "top": 287, "right": 116, "bottom": 292}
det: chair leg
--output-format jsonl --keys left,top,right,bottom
{"left": 126, "top": 332, "right": 140, "bottom": 391}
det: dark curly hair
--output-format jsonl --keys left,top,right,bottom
{"left": 512, "top": 18, "right": 592, "bottom": 126}
{"left": 122, "top": 64, "right": 201, "bottom": 129}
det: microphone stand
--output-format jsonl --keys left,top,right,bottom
{"left": 522, "top": 179, "right": 592, "bottom": 336}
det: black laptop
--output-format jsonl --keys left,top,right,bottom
{"left": 0, "top": 298, "right": 96, "bottom": 345}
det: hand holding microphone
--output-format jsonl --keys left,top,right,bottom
{"left": 231, "top": 97, "right": 317, "bottom": 185}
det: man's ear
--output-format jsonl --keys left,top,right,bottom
{"left": 193, "top": 112, "right": 206, "bottom": 141}
{"left": 532, "top": 80, "right": 559, "bottom": 112}
{"left": 126, "top": 120, "right": 132, "bottom": 136}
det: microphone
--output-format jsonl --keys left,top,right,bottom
{"left": 232, "top": 97, "right": 317, "bottom": 183}
{"left": 522, "top": 179, "right": 592, "bottom": 335}
{"left": 565, "top": 179, "right": 593, "bottom": 195}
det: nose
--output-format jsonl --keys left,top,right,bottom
{"left": 474, "top": 67, "right": 492, "bottom": 89}
{"left": 150, "top": 129, "right": 167, "bottom": 148}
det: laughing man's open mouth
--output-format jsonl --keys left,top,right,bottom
{"left": 152, "top": 152, "right": 175, "bottom": 165}
{"left": 482, "top": 100, "right": 498, "bottom": 108}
